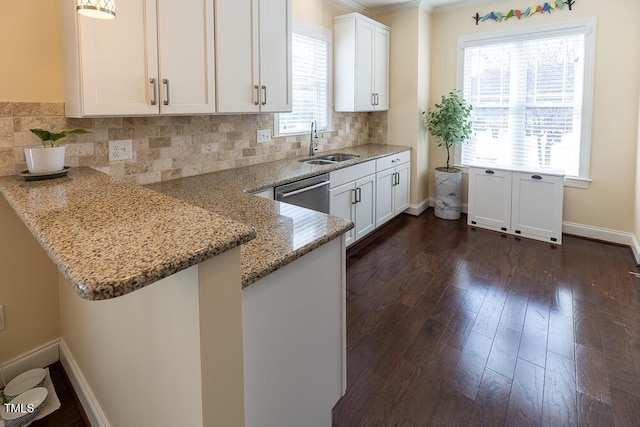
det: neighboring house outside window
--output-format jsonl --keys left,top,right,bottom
{"left": 457, "top": 19, "right": 596, "bottom": 188}
{"left": 276, "top": 22, "right": 331, "bottom": 136}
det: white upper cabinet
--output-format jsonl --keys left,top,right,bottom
{"left": 61, "top": 0, "right": 215, "bottom": 117}
{"left": 334, "top": 13, "right": 390, "bottom": 112}
{"left": 215, "top": 0, "right": 291, "bottom": 113}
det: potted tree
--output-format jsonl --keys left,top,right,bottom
{"left": 25, "top": 128, "right": 89, "bottom": 174}
{"left": 424, "top": 90, "right": 473, "bottom": 220}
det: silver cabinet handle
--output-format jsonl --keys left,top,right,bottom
{"left": 261, "top": 85, "right": 267, "bottom": 106}
{"left": 352, "top": 188, "right": 357, "bottom": 205}
{"left": 162, "top": 79, "right": 170, "bottom": 106}
{"left": 375, "top": 93, "right": 379, "bottom": 105}
{"left": 150, "top": 78, "right": 158, "bottom": 105}
{"left": 254, "top": 85, "right": 260, "bottom": 106}
{"left": 356, "top": 187, "right": 362, "bottom": 203}
{"left": 395, "top": 172, "right": 400, "bottom": 186}
{"left": 371, "top": 93, "right": 376, "bottom": 106}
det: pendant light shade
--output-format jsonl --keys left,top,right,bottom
{"left": 76, "top": 0, "right": 116, "bottom": 20}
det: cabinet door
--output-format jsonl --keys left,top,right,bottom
{"left": 77, "top": 0, "right": 159, "bottom": 116}
{"left": 354, "top": 174, "right": 376, "bottom": 241}
{"left": 157, "top": 0, "right": 215, "bottom": 114}
{"left": 511, "top": 172, "right": 564, "bottom": 243}
{"left": 215, "top": 0, "right": 260, "bottom": 113}
{"left": 375, "top": 168, "right": 395, "bottom": 227}
{"left": 354, "top": 19, "right": 374, "bottom": 112}
{"left": 373, "top": 26, "right": 389, "bottom": 111}
{"left": 393, "top": 162, "right": 410, "bottom": 214}
{"left": 468, "top": 167, "right": 512, "bottom": 231}
{"left": 258, "top": 0, "right": 291, "bottom": 112}
{"left": 330, "top": 182, "right": 355, "bottom": 247}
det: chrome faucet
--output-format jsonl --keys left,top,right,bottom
{"left": 309, "top": 120, "right": 319, "bottom": 156}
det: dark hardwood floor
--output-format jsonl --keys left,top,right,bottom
{"left": 30, "top": 363, "right": 90, "bottom": 427}
{"left": 333, "top": 210, "right": 640, "bottom": 426}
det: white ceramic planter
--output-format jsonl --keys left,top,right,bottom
{"left": 434, "top": 168, "right": 462, "bottom": 220}
{"left": 24, "top": 146, "right": 66, "bottom": 173}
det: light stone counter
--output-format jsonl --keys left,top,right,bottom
{"left": 0, "top": 168, "right": 256, "bottom": 300}
{"left": 147, "top": 143, "right": 411, "bottom": 287}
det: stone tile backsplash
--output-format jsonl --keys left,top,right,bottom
{"left": 0, "top": 102, "right": 387, "bottom": 184}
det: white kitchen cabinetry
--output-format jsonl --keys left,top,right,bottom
{"left": 215, "top": 0, "right": 291, "bottom": 113}
{"left": 330, "top": 161, "right": 376, "bottom": 246}
{"left": 375, "top": 151, "right": 411, "bottom": 227}
{"left": 61, "top": 0, "right": 215, "bottom": 117}
{"left": 333, "top": 13, "right": 390, "bottom": 112}
{"left": 468, "top": 166, "right": 564, "bottom": 244}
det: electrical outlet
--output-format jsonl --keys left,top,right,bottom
{"left": 257, "top": 129, "right": 272, "bottom": 144}
{"left": 108, "top": 139, "right": 133, "bottom": 161}
{"left": 0, "top": 305, "right": 5, "bottom": 331}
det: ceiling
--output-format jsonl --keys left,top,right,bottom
{"left": 356, "top": 0, "right": 466, "bottom": 7}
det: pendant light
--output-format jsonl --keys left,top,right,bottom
{"left": 76, "top": 0, "right": 116, "bottom": 20}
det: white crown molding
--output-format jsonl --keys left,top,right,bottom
{"left": 432, "top": 0, "right": 505, "bottom": 14}
{"left": 331, "top": 0, "right": 370, "bottom": 15}
{"left": 371, "top": 0, "right": 425, "bottom": 16}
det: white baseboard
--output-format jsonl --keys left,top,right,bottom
{"left": 405, "top": 198, "right": 430, "bottom": 216}
{"left": 562, "top": 221, "right": 640, "bottom": 262}
{"left": 59, "top": 339, "right": 111, "bottom": 427}
{"left": 0, "top": 339, "right": 59, "bottom": 384}
{"left": 405, "top": 198, "right": 469, "bottom": 216}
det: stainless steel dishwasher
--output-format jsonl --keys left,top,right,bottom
{"left": 274, "top": 173, "right": 330, "bottom": 214}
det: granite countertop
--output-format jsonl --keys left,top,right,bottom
{"left": 147, "top": 143, "right": 412, "bottom": 287}
{"left": 0, "top": 168, "right": 256, "bottom": 300}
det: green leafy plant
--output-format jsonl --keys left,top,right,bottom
{"left": 423, "top": 90, "right": 473, "bottom": 171}
{"left": 30, "top": 128, "right": 90, "bottom": 148}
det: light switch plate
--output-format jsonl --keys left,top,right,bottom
{"left": 109, "top": 139, "right": 133, "bottom": 161}
{"left": 257, "top": 129, "right": 272, "bottom": 144}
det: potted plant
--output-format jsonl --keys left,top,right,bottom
{"left": 423, "top": 90, "right": 473, "bottom": 220}
{"left": 25, "top": 128, "right": 89, "bottom": 174}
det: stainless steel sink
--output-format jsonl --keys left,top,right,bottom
{"left": 298, "top": 153, "right": 360, "bottom": 165}
{"left": 298, "top": 158, "right": 336, "bottom": 165}
{"left": 316, "top": 153, "right": 360, "bottom": 162}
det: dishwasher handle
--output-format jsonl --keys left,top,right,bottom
{"left": 278, "top": 180, "right": 330, "bottom": 199}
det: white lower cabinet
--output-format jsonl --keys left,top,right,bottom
{"left": 375, "top": 151, "right": 411, "bottom": 227}
{"left": 329, "top": 161, "right": 376, "bottom": 246}
{"left": 468, "top": 166, "right": 564, "bottom": 243}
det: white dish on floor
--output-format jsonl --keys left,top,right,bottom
{"left": 1, "top": 387, "right": 48, "bottom": 427}
{"left": 3, "top": 368, "right": 46, "bottom": 400}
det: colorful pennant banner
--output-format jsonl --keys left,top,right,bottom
{"left": 473, "top": 0, "right": 575, "bottom": 25}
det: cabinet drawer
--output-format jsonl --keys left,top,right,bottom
{"left": 330, "top": 160, "right": 375, "bottom": 188}
{"left": 376, "top": 150, "right": 410, "bottom": 172}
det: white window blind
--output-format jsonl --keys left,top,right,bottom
{"left": 459, "top": 22, "right": 594, "bottom": 180}
{"left": 277, "top": 28, "right": 330, "bottom": 135}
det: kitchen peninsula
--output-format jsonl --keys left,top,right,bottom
{"left": 0, "top": 143, "right": 410, "bottom": 427}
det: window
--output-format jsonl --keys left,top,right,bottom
{"left": 457, "top": 19, "right": 595, "bottom": 186}
{"left": 276, "top": 23, "right": 331, "bottom": 136}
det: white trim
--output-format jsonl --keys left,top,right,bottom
{"left": 371, "top": 1, "right": 421, "bottom": 16}
{"left": 0, "top": 339, "right": 59, "bottom": 385}
{"left": 404, "top": 198, "right": 430, "bottom": 216}
{"left": 455, "top": 18, "right": 597, "bottom": 183}
{"left": 562, "top": 221, "right": 637, "bottom": 248}
{"left": 330, "top": 0, "right": 369, "bottom": 15}
{"left": 632, "top": 234, "right": 640, "bottom": 265}
{"left": 59, "top": 339, "right": 111, "bottom": 427}
{"left": 432, "top": 0, "right": 505, "bottom": 14}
